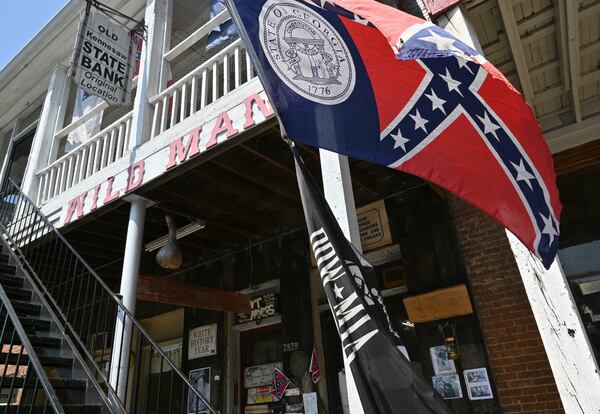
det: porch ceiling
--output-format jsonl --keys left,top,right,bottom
{"left": 463, "top": 0, "right": 600, "bottom": 150}
{"left": 60, "top": 126, "right": 421, "bottom": 288}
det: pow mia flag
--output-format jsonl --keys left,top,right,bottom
{"left": 291, "top": 146, "right": 450, "bottom": 413}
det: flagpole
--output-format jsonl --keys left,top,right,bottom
{"left": 222, "top": 3, "right": 368, "bottom": 412}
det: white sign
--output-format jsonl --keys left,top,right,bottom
{"left": 244, "top": 362, "right": 283, "bottom": 388}
{"left": 71, "top": 10, "right": 135, "bottom": 106}
{"left": 188, "top": 324, "right": 217, "bottom": 360}
{"left": 303, "top": 392, "right": 319, "bottom": 414}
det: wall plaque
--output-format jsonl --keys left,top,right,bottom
{"left": 403, "top": 284, "right": 473, "bottom": 323}
{"left": 188, "top": 324, "right": 217, "bottom": 360}
{"left": 357, "top": 199, "right": 392, "bottom": 252}
{"left": 244, "top": 362, "right": 283, "bottom": 388}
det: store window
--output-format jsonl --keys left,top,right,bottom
{"left": 317, "top": 186, "right": 501, "bottom": 413}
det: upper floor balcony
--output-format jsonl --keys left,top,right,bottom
{"left": 31, "top": 2, "right": 273, "bottom": 228}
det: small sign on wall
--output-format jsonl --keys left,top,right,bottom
{"left": 236, "top": 292, "right": 280, "bottom": 324}
{"left": 244, "top": 362, "right": 283, "bottom": 388}
{"left": 356, "top": 199, "right": 393, "bottom": 252}
{"left": 188, "top": 324, "right": 217, "bottom": 360}
{"left": 247, "top": 386, "right": 274, "bottom": 404}
{"left": 403, "top": 285, "right": 473, "bottom": 323}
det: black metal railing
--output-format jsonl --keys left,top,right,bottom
{"left": 0, "top": 285, "right": 63, "bottom": 413}
{"left": 0, "top": 179, "right": 217, "bottom": 414}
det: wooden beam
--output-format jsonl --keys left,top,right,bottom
{"left": 553, "top": 139, "right": 600, "bottom": 175}
{"left": 160, "top": 188, "right": 275, "bottom": 230}
{"left": 564, "top": 0, "right": 582, "bottom": 122}
{"left": 498, "top": 0, "right": 535, "bottom": 106}
{"left": 195, "top": 164, "right": 301, "bottom": 212}
{"left": 210, "top": 158, "right": 300, "bottom": 202}
{"left": 239, "top": 143, "right": 296, "bottom": 176}
{"left": 137, "top": 275, "right": 250, "bottom": 313}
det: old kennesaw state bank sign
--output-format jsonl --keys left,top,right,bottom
{"left": 59, "top": 90, "right": 274, "bottom": 226}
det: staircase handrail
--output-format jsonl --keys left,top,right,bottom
{"left": 0, "top": 179, "right": 217, "bottom": 414}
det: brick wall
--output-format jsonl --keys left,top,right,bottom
{"left": 448, "top": 197, "right": 564, "bottom": 414}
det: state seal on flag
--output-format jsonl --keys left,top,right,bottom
{"left": 259, "top": 0, "right": 356, "bottom": 105}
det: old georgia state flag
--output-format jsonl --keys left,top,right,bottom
{"left": 226, "top": 0, "right": 562, "bottom": 268}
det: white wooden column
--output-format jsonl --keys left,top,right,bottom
{"left": 129, "top": 0, "right": 169, "bottom": 149}
{"left": 319, "top": 149, "right": 364, "bottom": 414}
{"left": 20, "top": 65, "right": 68, "bottom": 200}
{"left": 438, "top": 6, "right": 600, "bottom": 413}
{"left": 110, "top": 195, "right": 148, "bottom": 399}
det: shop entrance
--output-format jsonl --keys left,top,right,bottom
{"left": 240, "top": 324, "right": 283, "bottom": 414}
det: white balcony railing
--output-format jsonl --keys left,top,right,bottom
{"left": 34, "top": 12, "right": 256, "bottom": 207}
{"left": 149, "top": 38, "right": 255, "bottom": 139}
{"left": 36, "top": 111, "right": 133, "bottom": 205}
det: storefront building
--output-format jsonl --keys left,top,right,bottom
{"left": 0, "top": 0, "right": 599, "bottom": 413}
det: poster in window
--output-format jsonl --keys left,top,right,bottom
{"left": 432, "top": 374, "right": 463, "bottom": 400}
{"left": 464, "top": 368, "right": 494, "bottom": 400}
{"left": 188, "top": 367, "right": 211, "bottom": 414}
{"left": 430, "top": 345, "right": 456, "bottom": 375}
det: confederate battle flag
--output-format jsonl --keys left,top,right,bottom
{"left": 309, "top": 348, "right": 320, "bottom": 383}
{"left": 226, "top": 0, "right": 562, "bottom": 268}
{"left": 271, "top": 367, "right": 291, "bottom": 401}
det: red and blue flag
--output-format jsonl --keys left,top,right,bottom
{"left": 227, "top": 0, "right": 561, "bottom": 268}
{"left": 271, "top": 367, "right": 291, "bottom": 401}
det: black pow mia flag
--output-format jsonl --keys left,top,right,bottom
{"left": 292, "top": 146, "right": 450, "bottom": 414}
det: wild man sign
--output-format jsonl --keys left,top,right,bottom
{"left": 70, "top": 8, "right": 136, "bottom": 106}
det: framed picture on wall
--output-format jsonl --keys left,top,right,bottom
{"left": 432, "top": 374, "right": 463, "bottom": 400}
{"left": 188, "top": 367, "right": 211, "bottom": 414}
{"left": 464, "top": 368, "right": 494, "bottom": 400}
{"left": 430, "top": 345, "right": 456, "bottom": 375}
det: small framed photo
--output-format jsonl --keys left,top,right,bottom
{"left": 430, "top": 345, "right": 456, "bottom": 375}
{"left": 188, "top": 367, "right": 211, "bottom": 414}
{"left": 464, "top": 368, "right": 494, "bottom": 400}
{"left": 432, "top": 374, "right": 463, "bottom": 399}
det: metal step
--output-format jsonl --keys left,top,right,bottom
{"left": 0, "top": 262, "right": 16, "bottom": 275}
{"left": 17, "top": 315, "right": 52, "bottom": 332}
{"left": 2, "top": 405, "right": 102, "bottom": 414}
{"left": 3, "top": 285, "right": 32, "bottom": 301}
{"left": 10, "top": 299, "right": 41, "bottom": 316}
{"left": 0, "top": 273, "right": 24, "bottom": 288}
{"left": 27, "top": 334, "right": 62, "bottom": 349}
{"left": 0, "top": 377, "right": 87, "bottom": 390}
{"left": 0, "top": 353, "right": 73, "bottom": 368}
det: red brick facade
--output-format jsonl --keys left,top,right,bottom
{"left": 448, "top": 197, "right": 564, "bottom": 413}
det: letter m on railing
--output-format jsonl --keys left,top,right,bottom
{"left": 165, "top": 127, "right": 202, "bottom": 170}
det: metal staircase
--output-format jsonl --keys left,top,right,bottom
{"left": 0, "top": 179, "right": 216, "bottom": 414}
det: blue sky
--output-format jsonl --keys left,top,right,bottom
{"left": 0, "top": 0, "right": 70, "bottom": 70}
